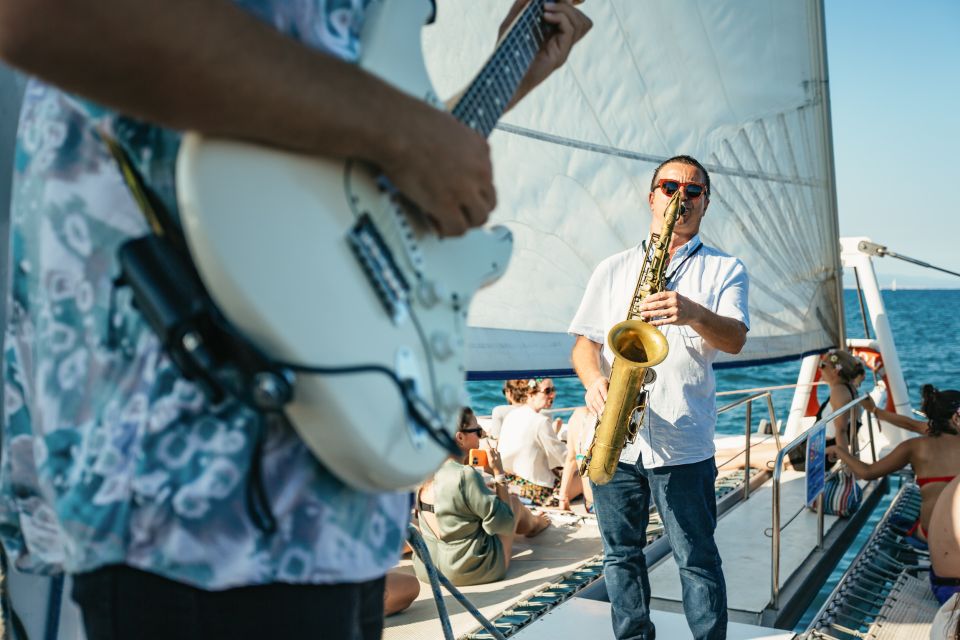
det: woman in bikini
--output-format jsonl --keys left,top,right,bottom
{"left": 413, "top": 408, "right": 550, "bottom": 586}
{"left": 829, "top": 384, "right": 960, "bottom": 544}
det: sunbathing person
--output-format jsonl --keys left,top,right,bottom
{"left": 498, "top": 378, "right": 567, "bottom": 505}
{"left": 413, "top": 408, "right": 550, "bottom": 586}
{"left": 828, "top": 385, "right": 960, "bottom": 542}
{"left": 929, "top": 476, "right": 960, "bottom": 637}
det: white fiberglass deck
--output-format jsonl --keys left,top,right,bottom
{"left": 384, "top": 510, "right": 602, "bottom": 640}
{"left": 513, "top": 598, "right": 794, "bottom": 640}
{"left": 648, "top": 469, "right": 838, "bottom": 618}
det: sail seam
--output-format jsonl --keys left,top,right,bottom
{"left": 494, "top": 123, "right": 821, "bottom": 186}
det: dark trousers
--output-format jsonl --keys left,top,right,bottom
{"left": 71, "top": 564, "right": 386, "bottom": 640}
{"left": 591, "top": 457, "right": 727, "bottom": 640}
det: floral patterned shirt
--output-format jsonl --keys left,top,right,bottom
{"left": 0, "top": 0, "right": 413, "bottom": 589}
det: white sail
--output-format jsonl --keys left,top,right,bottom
{"left": 423, "top": 0, "right": 842, "bottom": 377}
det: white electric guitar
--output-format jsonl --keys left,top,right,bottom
{"left": 176, "top": 1, "right": 550, "bottom": 490}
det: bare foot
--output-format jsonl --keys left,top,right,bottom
{"left": 526, "top": 512, "right": 551, "bottom": 537}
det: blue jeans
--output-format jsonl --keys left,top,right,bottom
{"left": 591, "top": 457, "right": 727, "bottom": 640}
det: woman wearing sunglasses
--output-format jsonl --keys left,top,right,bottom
{"left": 791, "top": 349, "right": 865, "bottom": 469}
{"left": 413, "top": 408, "right": 550, "bottom": 586}
{"left": 819, "top": 349, "right": 867, "bottom": 456}
{"left": 498, "top": 378, "right": 568, "bottom": 506}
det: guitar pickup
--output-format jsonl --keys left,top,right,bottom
{"left": 348, "top": 214, "right": 411, "bottom": 325}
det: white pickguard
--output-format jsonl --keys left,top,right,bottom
{"left": 176, "top": 1, "right": 513, "bottom": 490}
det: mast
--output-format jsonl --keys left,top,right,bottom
{"left": 811, "top": 0, "right": 846, "bottom": 346}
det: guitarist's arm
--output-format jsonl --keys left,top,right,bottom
{"left": 0, "top": 0, "right": 492, "bottom": 236}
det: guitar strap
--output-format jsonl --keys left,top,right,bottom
{"left": 100, "top": 131, "right": 281, "bottom": 533}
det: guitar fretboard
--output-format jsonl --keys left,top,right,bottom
{"left": 450, "top": 0, "right": 547, "bottom": 139}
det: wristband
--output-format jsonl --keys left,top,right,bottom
{"left": 494, "top": 474, "right": 507, "bottom": 485}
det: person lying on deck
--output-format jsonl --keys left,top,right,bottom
{"left": 413, "top": 408, "right": 550, "bottom": 587}
{"left": 828, "top": 385, "right": 960, "bottom": 543}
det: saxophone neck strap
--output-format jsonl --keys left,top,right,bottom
{"left": 642, "top": 237, "right": 704, "bottom": 289}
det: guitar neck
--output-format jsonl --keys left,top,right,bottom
{"left": 450, "top": 0, "right": 547, "bottom": 139}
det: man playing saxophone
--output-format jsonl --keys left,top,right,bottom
{"left": 569, "top": 155, "right": 749, "bottom": 640}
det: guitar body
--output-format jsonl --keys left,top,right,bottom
{"left": 176, "top": 1, "right": 513, "bottom": 491}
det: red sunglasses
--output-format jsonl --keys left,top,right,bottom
{"left": 653, "top": 179, "right": 707, "bottom": 199}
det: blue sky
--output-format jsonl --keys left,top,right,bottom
{"left": 826, "top": 1, "right": 960, "bottom": 288}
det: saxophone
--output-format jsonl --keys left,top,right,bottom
{"left": 579, "top": 191, "right": 684, "bottom": 485}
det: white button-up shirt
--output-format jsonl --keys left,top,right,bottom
{"left": 568, "top": 235, "right": 750, "bottom": 468}
{"left": 498, "top": 406, "right": 568, "bottom": 487}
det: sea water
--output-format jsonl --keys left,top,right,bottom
{"left": 466, "top": 289, "right": 960, "bottom": 433}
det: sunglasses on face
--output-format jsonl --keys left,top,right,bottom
{"left": 653, "top": 179, "right": 707, "bottom": 200}
{"left": 539, "top": 387, "right": 557, "bottom": 396}
{"left": 461, "top": 427, "right": 487, "bottom": 437}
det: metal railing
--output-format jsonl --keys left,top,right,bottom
{"left": 494, "top": 386, "right": 788, "bottom": 501}
{"left": 769, "top": 393, "right": 877, "bottom": 609}
{"left": 715, "top": 391, "right": 782, "bottom": 499}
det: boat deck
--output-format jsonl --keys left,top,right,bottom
{"left": 383, "top": 506, "right": 603, "bottom": 640}
{"left": 800, "top": 479, "right": 941, "bottom": 640}
{"left": 384, "top": 468, "right": 756, "bottom": 639}
{"left": 649, "top": 469, "right": 838, "bottom": 623}
{"left": 513, "top": 597, "right": 794, "bottom": 640}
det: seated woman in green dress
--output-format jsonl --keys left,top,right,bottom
{"left": 414, "top": 408, "right": 550, "bottom": 586}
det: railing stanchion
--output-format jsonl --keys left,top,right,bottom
{"left": 744, "top": 400, "right": 752, "bottom": 499}
{"left": 772, "top": 459, "right": 782, "bottom": 609}
{"left": 817, "top": 492, "right": 824, "bottom": 550}
{"left": 865, "top": 411, "right": 877, "bottom": 463}
{"left": 766, "top": 393, "right": 782, "bottom": 451}
{"left": 849, "top": 407, "right": 857, "bottom": 456}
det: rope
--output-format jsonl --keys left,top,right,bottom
{"left": 406, "top": 525, "right": 507, "bottom": 640}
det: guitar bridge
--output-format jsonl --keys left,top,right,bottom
{"left": 348, "top": 214, "right": 411, "bottom": 324}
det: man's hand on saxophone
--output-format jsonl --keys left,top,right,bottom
{"left": 638, "top": 290, "right": 703, "bottom": 327}
{"left": 640, "top": 290, "right": 747, "bottom": 354}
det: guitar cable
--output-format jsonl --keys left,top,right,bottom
{"left": 273, "top": 359, "right": 459, "bottom": 457}
{"left": 101, "top": 132, "right": 460, "bottom": 478}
